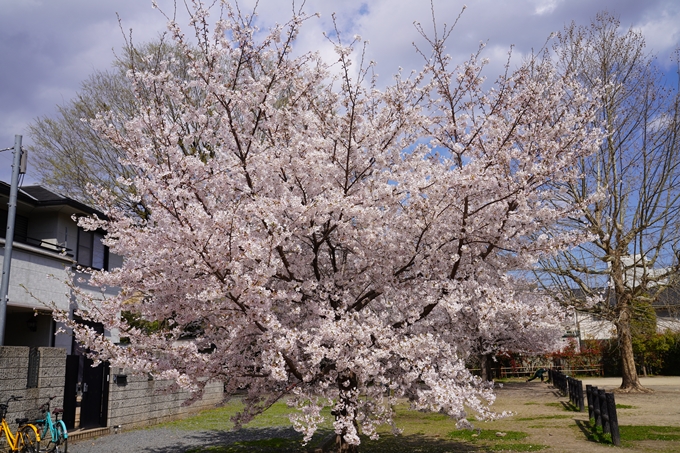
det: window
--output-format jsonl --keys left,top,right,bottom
{"left": 0, "top": 209, "right": 28, "bottom": 242}
{"left": 77, "top": 228, "right": 108, "bottom": 270}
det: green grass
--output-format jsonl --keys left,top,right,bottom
{"left": 161, "top": 398, "right": 332, "bottom": 431}
{"left": 583, "top": 422, "right": 680, "bottom": 448}
{"left": 186, "top": 437, "right": 301, "bottom": 453}
{"left": 156, "top": 396, "right": 576, "bottom": 452}
{"left": 586, "top": 421, "right": 613, "bottom": 444}
{"left": 619, "top": 425, "right": 680, "bottom": 442}
{"left": 616, "top": 404, "right": 636, "bottom": 409}
{"left": 447, "top": 429, "right": 548, "bottom": 452}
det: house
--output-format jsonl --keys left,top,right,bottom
{"left": 0, "top": 182, "right": 222, "bottom": 434}
{"left": 566, "top": 256, "right": 680, "bottom": 342}
{"left": 0, "top": 182, "right": 121, "bottom": 350}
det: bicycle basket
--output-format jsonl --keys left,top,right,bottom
{"left": 0, "top": 404, "right": 7, "bottom": 420}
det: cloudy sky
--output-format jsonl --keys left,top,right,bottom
{"left": 1, "top": 0, "right": 679, "bottom": 185}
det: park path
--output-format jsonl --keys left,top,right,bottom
{"left": 487, "top": 375, "right": 680, "bottom": 452}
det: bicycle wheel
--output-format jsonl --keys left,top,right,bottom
{"left": 18, "top": 426, "right": 39, "bottom": 453}
{"left": 48, "top": 423, "right": 67, "bottom": 453}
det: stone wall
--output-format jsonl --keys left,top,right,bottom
{"left": 0, "top": 346, "right": 66, "bottom": 423}
{"left": 107, "top": 374, "right": 224, "bottom": 430}
{"left": 0, "top": 346, "right": 224, "bottom": 432}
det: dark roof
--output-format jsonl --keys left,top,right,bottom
{"left": 0, "top": 182, "right": 106, "bottom": 218}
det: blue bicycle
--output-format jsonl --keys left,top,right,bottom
{"left": 33, "top": 396, "right": 67, "bottom": 453}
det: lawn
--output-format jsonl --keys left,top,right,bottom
{"left": 150, "top": 380, "right": 680, "bottom": 452}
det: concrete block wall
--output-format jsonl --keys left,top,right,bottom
{"left": 0, "top": 346, "right": 66, "bottom": 425}
{"left": 1, "top": 346, "right": 224, "bottom": 432}
{"left": 107, "top": 374, "right": 224, "bottom": 430}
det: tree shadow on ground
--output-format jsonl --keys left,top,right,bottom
{"left": 135, "top": 427, "right": 482, "bottom": 453}
{"left": 356, "top": 433, "right": 483, "bottom": 452}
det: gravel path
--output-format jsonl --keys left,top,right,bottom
{"left": 69, "top": 426, "right": 304, "bottom": 453}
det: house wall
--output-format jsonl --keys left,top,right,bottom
{"left": 0, "top": 241, "right": 72, "bottom": 311}
{"left": 107, "top": 375, "right": 224, "bottom": 430}
{"left": 657, "top": 316, "right": 680, "bottom": 333}
{"left": 576, "top": 312, "right": 680, "bottom": 343}
{"left": 577, "top": 313, "right": 616, "bottom": 340}
{"left": 0, "top": 347, "right": 66, "bottom": 424}
{"left": 0, "top": 240, "right": 72, "bottom": 348}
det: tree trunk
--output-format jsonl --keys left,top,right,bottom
{"left": 480, "top": 353, "right": 494, "bottom": 381}
{"left": 617, "top": 309, "right": 652, "bottom": 393}
{"left": 334, "top": 370, "right": 359, "bottom": 453}
{"left": 336, "top": 436, "right": 359, "bottom": 453}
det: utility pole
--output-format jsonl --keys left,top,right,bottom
{"left": 0, "top": 135, "right": 25, "bottom": 345}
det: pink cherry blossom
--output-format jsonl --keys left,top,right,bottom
{"left": 60, "top": 1, "right": 602, "bottom": 448}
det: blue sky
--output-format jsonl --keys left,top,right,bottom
{"left": 1, "top": 0, "right": 679, "bottom": 185}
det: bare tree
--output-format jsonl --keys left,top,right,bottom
{"left": 537, "top": 12, "right": 680, "bottom": 392}
{"left": 28, "top": 39, "right": 194, "bottom": 218}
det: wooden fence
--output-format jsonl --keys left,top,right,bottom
{"left": 497, "top": 365, "right": 603, "bottom": 378}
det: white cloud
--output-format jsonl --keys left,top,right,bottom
{"left": 1, "top": 0, "right": 679, "bottom": 183}
{"left": 533, "top": 0, "right": 562, "bottom": 16}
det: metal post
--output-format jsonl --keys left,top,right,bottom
{"left": 0, "top": 135, "right": 23, "bottom": 345}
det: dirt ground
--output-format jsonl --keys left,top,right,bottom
{"left": 480, "top": 376, "right": 680, "bottom": 452}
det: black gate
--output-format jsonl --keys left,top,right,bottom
{"left": 63, "top": 355, "right": 110, "bottom": 430}
{"left": 80, "top": 359, "right": 110, "bottom": 429}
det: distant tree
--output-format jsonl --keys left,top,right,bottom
{"left": 28, "top": 39, "right": 194, "bottom": 218}
{"left": 469, "top": 285, "right": 567, "bottom": 381}
{"left": 59, "top": 2, "right": 601, "bottom": 451}
{"left": 537, "top": 12, "right": 680, "bottom": 393}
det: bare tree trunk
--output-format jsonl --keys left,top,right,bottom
{"left": 617, "top": 309, "right": 652, "bottom": 393}
{"left": 480, "top": 353, "right": 494, "bottom": 381}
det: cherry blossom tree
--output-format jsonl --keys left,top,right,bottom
{"left": 466, "top": 283, "right": 568, "bottom": 381}
{"left": 64, "top": 1, "right": 602, "bottom": 450}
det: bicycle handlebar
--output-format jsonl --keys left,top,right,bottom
{"left": 40, "top": 395, "right": 58, "bottom": 411}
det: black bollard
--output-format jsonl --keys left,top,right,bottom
{"left": 586, "top": 385, "right": 593, "bottom": 419}
{"left": 593, "top": 386, "right": 602, "bottom": 428}
{"left": 606, "top": 392, "right": 621, "bottom": 446}
{"left": 568, "top": 377, "right": 574, "bottom": 404}
{"left": 599, "top": 389, "right": 610, "bottom": 435}
{"left": 577, "top": 381, "right": 584, "bottom": 412}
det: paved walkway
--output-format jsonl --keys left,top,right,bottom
{"left": 579, "top": 375, "right": 680, "bottom": 389}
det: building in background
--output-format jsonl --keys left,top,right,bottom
{"left": 0, "top": 181, "right": 122, "bottom": 351}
